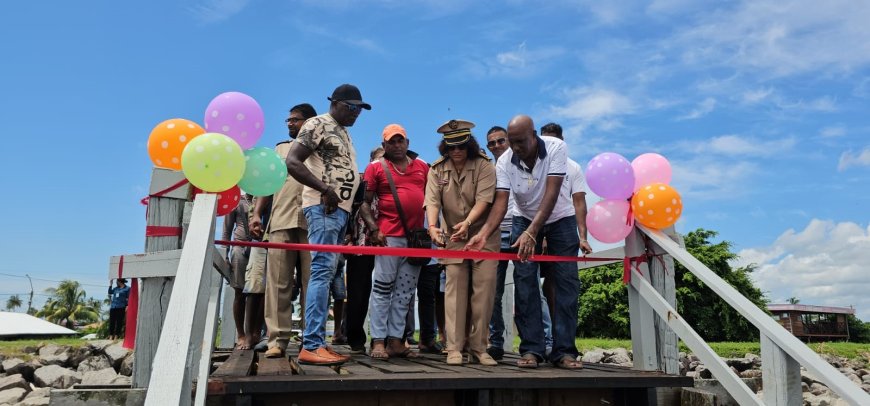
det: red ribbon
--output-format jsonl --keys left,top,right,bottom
{"left": 140, "top": 179, "right": 190, "bottom": 206}
{"left": 118, "top": 255, "right": 124, "bottom": 279}
{"left": 216, "top": 239, "right": 628, "bottom": 264}
{"left": 145, "top": 226, "right": 183, "bottom": 237}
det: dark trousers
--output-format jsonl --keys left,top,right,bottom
{"left": 108, "top": 307, "right": 126, "bottom": 336}
{"left": 416, "top": 264, "right": 442, "bottom": 344}
{"left": 345, "top": 254, "right": 375, "bottom": 348}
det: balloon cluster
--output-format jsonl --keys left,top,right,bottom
{"left": 146, "top": 92, "right": 287, "bottom": 216}
{"left": 585, "top": 152, "right": 681, "bottom": 243}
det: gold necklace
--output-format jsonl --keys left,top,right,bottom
{"left": 390, "top": 157, "right": 412, "bottom": 175}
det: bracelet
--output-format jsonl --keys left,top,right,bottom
{"left": 428, "top": 225, "right": 439, "bottom": 230}
{"left": 464, "top": 219, "right": 472, "bottom": 227}
{"left": 522, "top": 230, "right": 537, "bottom": 245}
{"left": 579, "top": 239, "right": 588, "bottom": 243}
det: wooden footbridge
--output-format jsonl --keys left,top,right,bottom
{"left": 98, "top": 169, "right": 869, "bottom": 405}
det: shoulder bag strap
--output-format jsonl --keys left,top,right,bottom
{"left": 380, "top": 158, "right": 412, "bottom": 237}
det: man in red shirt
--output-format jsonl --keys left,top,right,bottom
{"left": 359, "top": 124, "right": 429, "bottom": 359}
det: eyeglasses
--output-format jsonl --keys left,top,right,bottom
{"left": 285, "top": 117, "right": 304, "bottom": 124}
{"left": 487, "top": 138, "right": 507, "bottom": 148}
{"left": 447, "top": 145, "right": 465, "bottom": 151}
{"left": 340, "top": 101, "right": 362, "bottom": 113}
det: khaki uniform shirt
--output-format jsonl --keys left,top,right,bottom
{"left": 268, "top": 141, "right": 307, "bottom": 232}
{"left": 424, "top": 155, "right": 500, "bottom": 264}
{"left": 295, "top": 113, "right": 360, "bottom": 213}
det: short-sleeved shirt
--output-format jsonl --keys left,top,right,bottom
{"left": 295, "top": 113, "right": 360, "bottom": 213}
{"left": 268, "top": 140, "right": 307, "bottom": 232}
{"left": 110, "top": 286, "right": 130, "bottom": 309}
{"left": 222, "top": 196, "right": 252, "bottom": 241}
{"left": 561, "top": 158, "right": 586, "bottom": 203}
{"left": 495, "top": 136, "right": 573, "bottom": 224}
{"left": 364, "top": 157, "right": 429, "bottom": 237}
{"left": 425, "top": 156, "right": 500, "bottom": 264}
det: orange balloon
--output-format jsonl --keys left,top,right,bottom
{"left": 147, "top": 118, "right": 206, "bottom": 170}
{"left": 630, "top": 183, "right": 683, "bottom": 229}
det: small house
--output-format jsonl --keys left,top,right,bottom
{"left": 768, "top": 304, "right": 855, "bottom": 342}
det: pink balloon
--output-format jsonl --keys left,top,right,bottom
{"left": 586, "top": 152, "right": 635, "bottom": 200}
{"left": 586, "top": 199, "right": 633, "bottom": 244}
{"left": 632, "top": 153, "right": 671, "bottom": 192}
{"left": 204, "top": 92, "right": 265, "bottom": 150}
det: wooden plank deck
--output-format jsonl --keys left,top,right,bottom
{"left": 207, "top": 344, "right": 691, "bottom": 405}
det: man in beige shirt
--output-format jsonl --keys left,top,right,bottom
{"left": 285, "top": 84, "right": 368, "bottom": 366}
{"left": 250, "top": 103, "right": 317, "bottom": 358}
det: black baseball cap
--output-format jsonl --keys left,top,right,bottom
{"left": 327, "top": 84, "right": 372, "bottom": 110}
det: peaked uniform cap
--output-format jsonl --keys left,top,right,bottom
{"left": 436, "top": 119, "right": 475, "bottom": 146}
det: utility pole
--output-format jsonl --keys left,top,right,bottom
{"left": 25, "top": 274, "right": 33, "bottom": 314}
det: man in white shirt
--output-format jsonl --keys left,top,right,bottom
{"left": 466, "top": 115, "right": 583, "bottom": 370}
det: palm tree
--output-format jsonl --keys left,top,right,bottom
{"left": 5, "top": 295, "right": 22, "bottom": 312}
{"left": 787, "top": 297, "right": 800, "bottom": 304}
{"left": 36, "top": 280, "right": 100, "bottom": 329}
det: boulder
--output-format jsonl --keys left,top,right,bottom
{"left": 802, "top": 382, "right": 810, "bottom": 392}
{"left": 724, "top": 357, "right": 754, "bottom": 372}
{"left": 33, "top": 365, "right": 80, "bottom": 389}
{"left": 863, "top": 374, "right": 870, "bottom": 384}
{"left": 19, "top": 395, "right": 51, "bottom": 406}
{"left": 802, "top": 369, "right": 823, "bottom": 386}
{"left": 119, "top": 353, "right": 134, "bottom": 376}
{"left": 68, "top": 345, "right": 94, "bottom": 368}
{"left": 605, "top": 348, "right": 631, "bottom": 364}
{"left": 739, "top": 369, "right": 762, "bottom": 379}
{"left": 810, "top": 382, "right": 829, "bottom": 396}
{"left": 848, "top": 374, "right": 862, "bottom": 385}
{"left": 0, "top": 374, "right": 28, "bottom": 392}
{"left": 80, "top": 368, "right": 123, "bottom": 386}
{"left": 103, "top": 343, "right": 131, "bottom": 369}
{"left": 21, "top": 344, "right": 42, "bottom": 355}
{"left": 580, "top": 349, "right": 605, "bottom": 364}
{"left": 1, "top": 359, "right": 38, "bottom": 382}
{"left": 0, "top": 387, "right": 27, "bottom": 404}
{"left": 88, "top": 340, "right": 114, "bottom": 352}
{"left": 689, "top": 361, "right": 700, "bottom": 371}
{"left": 76, "top": 355, "right": 112, "bottom": 373}
{"left": 37, "top": 344, "right": 71, "bottom": 367}
{"left": 744, "top": 353, "right": 761, "bottom": 367}
{"left": 24, "top": 387, "right": 50, "bottom": 399}
{"left": 697, "top": 365, "right": 713, "bottom": 379}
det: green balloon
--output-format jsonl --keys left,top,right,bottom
{"left": 181, "top": 133, "right": 246, "bottom": 192}
{"left": 238, "top": 147, "right": 288, "bottom": 197}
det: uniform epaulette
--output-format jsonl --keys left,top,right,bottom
{"left": 431, "top": 155, "right": 448, "bottom": 167}
{"left": 478, "top": 150, "right": 492, "bottom": 161}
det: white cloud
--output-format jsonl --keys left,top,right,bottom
{"left": 819, "top": 126, "right": 846, "bottom": 138}
{"left": 292, "top": 21, "right": 387, "bottom": 55}
{"left": 464, "top": 42, "right": 565, "bottom": 78}
{"left": 678, "top": 134, "right": 796, "bottom": 157}
{"left": 673, "top": 0, "right": 870, "bottom": 77}
{"left": 677, "top": 97, "right": 716, "bottom": 120}
{"left": 837, "top": 147, "right": 870, "bottom": 171}
{"left": 187, "top": 0, "right": 250, "bottom": 23}
{"left": 742, "top": 88, "right": 774, "bottom": 104}
{"left": 735, "top": 219, "right": 870, "bottom": 320}
{"left": 548, "top": 86, "right": 634, "bottom": 124}
{"left": 670, "top": 157, "right": 758, "bottom": 199}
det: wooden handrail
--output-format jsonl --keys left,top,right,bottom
{"left": 639, "top": 225, "right": 870, "bottom": 405}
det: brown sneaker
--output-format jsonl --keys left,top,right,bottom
{"left": 264, "top": 346, "right": 285, "bottom": 358}
{"left": 324, "top": 346, "right": 351, "bottom": 362}
{"left": 298, "top": 347, "right": 347, "bottom": 365}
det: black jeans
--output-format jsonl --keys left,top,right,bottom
{"left": 108, "top": 307, "right": 126, "bottom": 336}
{"left": 345, "top": 254, "right": 375, "bottom": 348}
{"left": 416, "top": 264, "right": 442, "bottom": 345}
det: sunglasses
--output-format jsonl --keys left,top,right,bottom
{"left": 487, "top": 138, "right": 507, "bottom": 148}
{"left": 340, "top": 101, "right": 362, "bottom": 113}
{"left": 285, "top": 117, "right": 305, "bottom": 124}
{"left": 447, "top": 144, "right": 466, "bottom": 151}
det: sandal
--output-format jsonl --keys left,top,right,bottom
{"left": 555, "top": 356, "right": 583, "bottom": 370}
{"left": 370, "top": 340, "right": 389, "bottom": 360}
{"left": 387, "top": 338, "right": 420, "bottom": 358}
{"left": 517, "top": 353, "right": 539, "bottom": 369}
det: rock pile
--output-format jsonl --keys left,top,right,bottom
{"left": 579, "top": 347, "right": 869, "bottom": 406}
{"left": 0, "top": 340, "right": 133, "bottom": 406}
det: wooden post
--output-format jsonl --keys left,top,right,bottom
{"left": 133, "top": 168, "right": 190, "bottom": 388}
{"left": 144, "top": 194, "right": 217, "bottom": 406}
{"left": 625, "top": 227, "right": 657, "bottom": 370}
{"left": 219, "top": 282, "right": 236, "bottom": 348}
{"left": 648, "top": 227, "right": 682, "bottom": 405}
{"left": 761, "top": 333, "right": 802, "bottom": 405}
{"left": 502, "top": 262, "right": 515, "bottom": 352}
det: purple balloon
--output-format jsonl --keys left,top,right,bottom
{"left": 204, "top": 92, "right": 265, "bottom": 150}
{"left": 585, "top": 152, "right": 635, "bottom": 200}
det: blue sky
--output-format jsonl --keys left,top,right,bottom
{"left": 1, "top": 0, "right": 869, "bottom": 320}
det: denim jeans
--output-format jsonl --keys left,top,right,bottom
{"left": 301, "top": 205, "right": 349, "bottom": 351}
{"left": 511, "top": 215, "right": 580, "bottom": 363}
{"left": 488, "top": 230, "right": 512, "bottom": 350}
{"left": 369, "top": 237, "right": 421, "bottom": 340}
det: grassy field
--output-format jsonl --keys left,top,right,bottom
{"left": 0, "top": 338, "right": 91, "bottom": 360}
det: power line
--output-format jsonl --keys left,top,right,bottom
{"left": 0, "top": 292, "right": 52, "bottom": 297}
{"left": 0, "top": 272, "right": 107, "bottom": 288}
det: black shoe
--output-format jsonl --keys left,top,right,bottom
{"left": 406, "top": 337, "right": 419, "bottom": 345}
{"left": 349, "top": 344, "right": 366, "bottom": 354}
{"left": 486, "top": 347, "right": 504, "bottom": 360}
